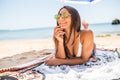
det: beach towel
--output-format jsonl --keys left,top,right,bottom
{"left": 0, "top": 48, "right": 120, "bottom": 80}
{"left": 33, "top": 49, "right": 120, "bottom": 80}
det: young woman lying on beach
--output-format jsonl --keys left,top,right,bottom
{"left": 45, "top": 5, "right": 96, "bottom": 66}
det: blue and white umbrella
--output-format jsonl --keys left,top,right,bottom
{"left": 58, "top": 0, "right": 102, "bottom": 5}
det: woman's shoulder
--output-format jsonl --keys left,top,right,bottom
{"left": 80, "top": 29, "right": 94, "bottom": 42}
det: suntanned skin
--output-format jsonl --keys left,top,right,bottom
{"left": 44, "top": 8, "right": 95, "bottom": 66}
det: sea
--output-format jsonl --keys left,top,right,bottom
{"left": 0, "top": 23, "right": 120, "bottom": 41}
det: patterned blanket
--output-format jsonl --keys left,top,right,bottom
{"left": 0, "top": 49, "right": 120, "bottom": 80}
{"left": 33, "top": 49, "right": 120, "bottom": 80}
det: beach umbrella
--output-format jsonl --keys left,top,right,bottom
{"left": 57, "top": 0, "right": 102, "bottom": 5}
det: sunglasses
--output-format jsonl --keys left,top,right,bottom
{"left": 54, "top": 12, "right": 71, "bottom": 20}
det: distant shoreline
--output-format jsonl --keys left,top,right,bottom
{"left": 0, "top": 23, "right": 120, "bottom": 41}
{"left": 0, "top": 33, "right": 120, "bottom": 41}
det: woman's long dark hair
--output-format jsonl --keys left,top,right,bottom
{"left": 54, "top": 6, "right": 81, "bottom": 58}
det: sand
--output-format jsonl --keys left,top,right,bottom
{"left": 0, "top": 36, "right": 120, "bottom": 69}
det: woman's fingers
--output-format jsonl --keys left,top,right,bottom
{"left": 54, "top": 26, "right": 65, "bottom": 39}
{"left": 54, "top": 27, "right": 63, "bottom": 34}
{"left": 55, "top": 30, "right": 65, "bottom": 38}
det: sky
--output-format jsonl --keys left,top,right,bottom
{"left": 0, "top": 0, "right": 120, "bottom": 30}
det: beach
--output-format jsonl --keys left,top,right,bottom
{"left": 0, "top": 35, "right": 120, "bottom": 69}
{"left": 0, "top": 38, "right": 55, "bottom": 69}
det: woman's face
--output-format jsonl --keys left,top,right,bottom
{"left": 57, "top": 8, "right": 71, "bottom": 30}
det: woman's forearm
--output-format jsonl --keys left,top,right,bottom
{"left": 59, "top": 57, "right": 87, "bottom": 65}
{"left": 56, "top": 42, "right": 66, "bottom": 58}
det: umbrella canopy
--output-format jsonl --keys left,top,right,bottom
{"left": 58, "top": 0, "right": 102, "bottom": 5}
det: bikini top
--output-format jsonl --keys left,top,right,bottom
{"left": 64, "top": 42, "right": 82, "bottom": 58}
{"left": 64, "top": 35, "right": 82, "bottom": 58}
{"left": 76, "top": 42, "right": 95, "bottom": 57}
{"left": 76, "top": 42, "right": 82, "bottom": 57}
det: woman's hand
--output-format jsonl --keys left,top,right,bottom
{"left": 44, "top": 58, "right": 61, "bottom": 66}
{"left": 54, "top": 26, "right": 65, "bottom": 43}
